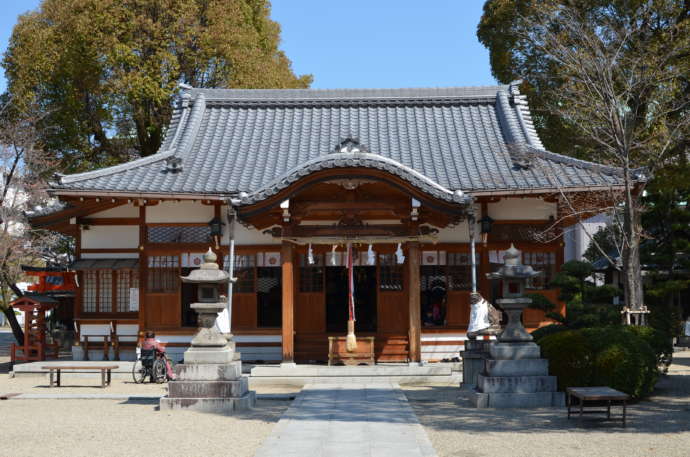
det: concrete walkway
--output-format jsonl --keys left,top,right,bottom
{"left": 254, "top": 383, "right": 437, "bottom": 457}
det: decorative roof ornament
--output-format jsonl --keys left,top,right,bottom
{"left": 334, "top": 136, "right": 369, "bottom": 154}
{"left": 165, "top": 156, "right": 183, "bottom": 173}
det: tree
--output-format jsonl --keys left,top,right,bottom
{"left": 0, "top": 98, "right": 68, "bottom": 344}
{"left": 478, "top": 1, "right": 690, "bottom": 322}
{"left": 2, "top": 0, "right": 312, "bottom": 172}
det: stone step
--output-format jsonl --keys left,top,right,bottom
{"left": 168, "top": 377, "right": 249, "bottom": 398}
{"left": 484, "top": 358, "right": 549, "bottom": 377}
{"left": 160, "top": 390, "right": 256, "bottom": 413}
{"left": 250, "top": 364, "right": 452, "bottom": 377}
{"left": 477, "top": 374, "right": 557, "bottom": 393}
{"left": 470, "top": 391, "right": 566, "bottom": 408}
{"left": 249, "top": 373, "right": 462, "bottom": 387}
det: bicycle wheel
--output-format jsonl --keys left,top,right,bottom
{"left": 132, "top": 359, "right": 146, "bottom": 384}
{"left": 152, "top": 358, "right": 167, "bottom": 383}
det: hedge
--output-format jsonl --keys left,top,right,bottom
{"left": 537, "top": 326, "right": 659, "bottom": 399}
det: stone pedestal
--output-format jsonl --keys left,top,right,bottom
{"left": 469, "top": 299, "right": 564, "bottom": 408}
{"left": 460, "top": 339, "right": 492, "bottom": 390}
{"left": 160, "top": 301, "right": 255, "bottom": 413}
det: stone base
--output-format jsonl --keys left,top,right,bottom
{"left": 490, "top": 342, "right": 541, "bottom": 360}
{"left": 469, "top": 390, "right": 565, "bottom": 408}
{"left": 183, "top": 347, "right": 235, "bottom": 364}
{"left": 168, "top": 377, "right": 248, "bottom": 398}
{"left": 174, "top": 361, "right": 242, "bottom": 381}
{"left": 160, "top": 390, "right": 256, "bottom": 413}
{"left": 484, "top": 358, "right": 549, "bottom": 377}
{"left": 459, "top": 349, "right": 489, "bottom": 390}
{"left": 477, "top": 374, "right": 557, "bottom": 393}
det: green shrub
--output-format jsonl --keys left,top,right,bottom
{"left": 530, "top": 324, "right": 567, "bottom": 342}
{"left": 626, "top": 322, "right": 673, "bottom": 371}
{"left": 538, "top": 326, "right": 659, "bottom": 398}
{"left": 539, "top": 330, "right": 593, "bottom": 391}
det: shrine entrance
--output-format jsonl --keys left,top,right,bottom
{"left": 326, "top": 265, "right": 377, "bottom": 333}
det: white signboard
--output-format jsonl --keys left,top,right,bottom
{"left": 129, "top": 288, "right": 139, "bottom": 311}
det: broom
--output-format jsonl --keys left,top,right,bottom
{"left": 346, "top": 243, "right": 357, "bottom": 352}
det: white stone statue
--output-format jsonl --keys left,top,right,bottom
{"left": 468, "top": 293, "right": 491, "bottom": 334}
{"left": 467, "top": 292, "right": 502, "bottom": 339}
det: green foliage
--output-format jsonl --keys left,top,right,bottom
{"left": 539, "top": 330, "right": 593, "bottom": 390}
{"left": 2, "top": 0, "right": 312, "bottom": 172}
{"left": 530, "top": 323, "right": 567, "bottom": 342}
{"left": 539, "top": 327, "right": 659, "bottom": 398}
{"left": 582, "top": 226, "right": 621, "bottom": 264}
{"left": 528, "top": 260, "right": 620, "bottom": 329}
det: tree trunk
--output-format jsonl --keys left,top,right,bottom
{"left": 2, "top": 306, "right": 24, "bottom": 346}
{"left": 622, "top": 159, "right": 645, "bottom": 321}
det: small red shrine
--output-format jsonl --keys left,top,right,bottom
{"left": 10, "top": 295, "right": 60, "bottom": 363}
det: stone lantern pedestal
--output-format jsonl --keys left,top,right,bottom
{"left": 469, "top": 245, "right": 564, "bottom": 408}
{"left": 160, "top": 249, "right": 255, "bottom": 413}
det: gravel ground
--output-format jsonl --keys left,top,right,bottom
{"left": 403, "top": 350, "right": 690, "bottom": 457}
{"left": 0, "top": 346, "right": 296, "bottom": 457}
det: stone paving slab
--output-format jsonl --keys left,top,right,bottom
{"left": 253, "top": 382, "right": 437, "bottom": 457}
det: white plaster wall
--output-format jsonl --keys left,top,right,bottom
{"left": 225, "top": 223, "right": 280, "bottom": 246}
{"left": 81, "top": 226, "right": 139, "bottom": 249}
{"left": 146, "top": 200, "right": 215, "bottom": 223}
{"left": 434, "top": 224, "right": 471, "bottom": 243}
{"left": 90, "top": 204, "right": 139, "bottom": 218}
{"left": 487, "top": 198, "right": 556, "bottom": 220}
{"left": 80, "top": 253, "right": 139, "bottom": 259}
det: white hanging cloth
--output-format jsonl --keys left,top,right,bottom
{"left": 331, "top": 244, "right": 338, "bottom": 265}
{"left": 395, "top": 243, "right": 405, "bottom": 264}
{"left": 367, "top": 244, "right": 376, "bottom": 265}
{"left": 307, "top": 243, "right": 315, "bottom": 265}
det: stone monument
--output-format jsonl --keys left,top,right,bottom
{"left": 460, "top": 292, "right": 501, "bottom": 390}
{"left": 469, "top": 244, "right": 564, "bottom": 408}
{"left": 160, "top": 248, "right": 256, "bottom": 412}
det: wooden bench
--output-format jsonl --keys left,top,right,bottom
{"left": 567, "top": 386, "right": 630, "bottom": 427}
{"left": 41, "top": 365, "right": 119, "bottom": 388}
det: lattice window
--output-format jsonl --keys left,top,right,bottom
{"left": 447, "top": 252, "right": 472, "bottom": 291}
{"left": 523, "top": 251, "right": 557, "bottom": 289}
{"left": 116, "top": 270, "right": 138, "bottom": 313}
{"left": 147, "top": 226, "right": 211, "bottom": 243}
{"left": 98, "top": 270, "right": 112, "bottom": 312}
{"left": 379, "top": 254, "right": 403, "bottom": 291}
{"left": 299, "top": 254, "right": 323, "bottom": 292}
{"left": 257, "top": 267, "right": 282, "bottom": 327}
{"left": 234, "top": 254, "right": 256, "bottom": 293}
{"left": 147, "top": 256, "right": 179, "bottom": 293}
{"left": 83, "top": 271, "right": 97, "bottom": 313}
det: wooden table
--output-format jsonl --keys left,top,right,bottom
{"left": 42, "top": 365, "right": 119, "bottom": 388}
{"left": 567, "top": 387, "right": 630, "bottom": 427}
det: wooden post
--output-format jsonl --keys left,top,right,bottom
{"left": 281, "top": 241, "right": 295, "bottom": 364}
{"left": 408, "top": 241, "right": 421, "bottom": 363}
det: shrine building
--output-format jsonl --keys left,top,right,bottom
{"left": 31, "top": 83, "right": 625, "bottom": 363}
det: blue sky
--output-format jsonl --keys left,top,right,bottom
{"left": 0, "top": 0, "right": 496, "bottom": 92}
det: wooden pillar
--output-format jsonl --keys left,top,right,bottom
{"left": 138, "top": 205, "right": 147, "bottom": 333}
{"left": 281, "top": 241, "right": 295, "bottom": 364}
{"left": 408, "top": 241, "right": 421, "bottom": 363}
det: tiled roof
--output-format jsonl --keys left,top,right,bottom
{"left": 53, "top": 83, "right": 626, "bottom": 203}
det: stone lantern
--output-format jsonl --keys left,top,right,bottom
{"left": 160, "top": 248, "right": 255, "bottom": 413}
{"left": 470, "top": 244, "right": 564, "bottom": 408}
{"left": 486, "top": 243, "right": 540, "bottom": 344}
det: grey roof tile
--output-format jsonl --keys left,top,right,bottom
{"left": 53, "top": 84, "right": 627, "bottom": 201}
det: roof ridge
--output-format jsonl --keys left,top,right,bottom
{"left": 56, "top": 93, "right": 199, "bottom": 186}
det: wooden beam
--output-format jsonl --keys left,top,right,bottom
{"left": 281, "top": 241, "right": 295, "bottom": 363}
{"left": 77, "top": 217, "right": 140, "bottom": 226}
{"left": 407, "top": 241, "right": 421, "bottom": 363}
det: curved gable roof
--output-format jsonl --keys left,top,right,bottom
{"left": 53, "top": 83, "right": 626, "bottom": 201}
